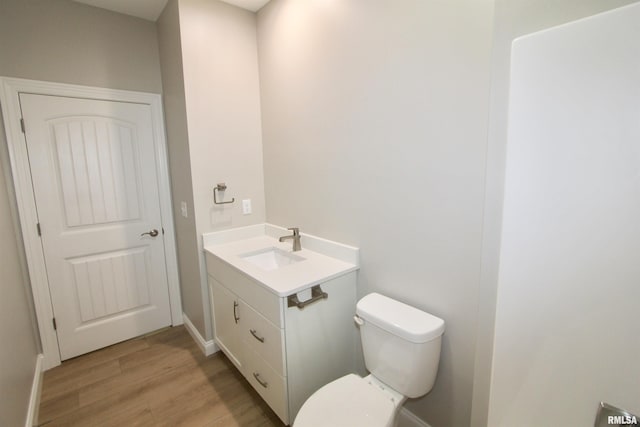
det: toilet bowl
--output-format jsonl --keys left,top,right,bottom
{"left": 293, "top": 374, "right": 403, "bottom": 427}
{"left": 294, "top": 293, "right": 445, "bottom": 427}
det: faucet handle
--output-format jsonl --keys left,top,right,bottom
{"left": 288, "top": 227, "right": 299, "bottom": 236}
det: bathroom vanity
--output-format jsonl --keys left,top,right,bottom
{"left": 203, "top": 224, "right": 359, "bottom": 425}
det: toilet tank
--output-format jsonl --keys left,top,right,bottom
{"left": 356, "top": 293, "right": 445, "bottom": 398}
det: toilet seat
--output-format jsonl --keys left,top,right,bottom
{"left": 294, "top": 374, "right": 397, "bottom": 427}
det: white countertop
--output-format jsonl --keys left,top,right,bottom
{"left": 203, "top": 225, "right": 359, "bottom": 297}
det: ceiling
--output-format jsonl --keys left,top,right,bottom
{"left": 73, "top": 0, "right": 270, "bottom": 21}
{"left": 219, "top": 0, "right": 270, "bottom": 12}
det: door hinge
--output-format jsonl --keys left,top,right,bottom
{"left": 162, "top": 227, "right": 165, "bottom": 235}
{"left": 20, "top": 118, "right": 25, "bottom": 133}
{"left": 36, "top": 223, "right": 41, "bottom": 236}
{"left": 52, "top": 318, "right": 57, "bottom": 330}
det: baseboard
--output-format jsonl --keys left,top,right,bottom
{"left": 397, "top": 408, "right": 432, "bottom": 427}
{"left": 182, "top": 313, "right": 219, "bottom": 356}
{"left": 25, "top": 354, "right": 44, "bottom": 427}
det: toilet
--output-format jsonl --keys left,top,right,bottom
{"left": 294, "top": 292, "right": 445, "bottom": 427}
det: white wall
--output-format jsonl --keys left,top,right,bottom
{"left": 471, "top": 1, "right": 639, "bottom": 425}
{"left": 488, "top": 3, "right": 640, "bottom": 425}
{"left": 257, "top": 1, "right": 494, "bottom": 425}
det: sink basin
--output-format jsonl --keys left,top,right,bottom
{"left": 240, "top": 247, "right": 305, "bottom": 271}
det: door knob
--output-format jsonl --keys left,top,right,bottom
{"left": 140, "top": 229, "right": 159, "bottom": 237}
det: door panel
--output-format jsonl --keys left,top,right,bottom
{"left": 70, "top": 247, "right": 151, "bottom": 322}
{"left": 20, "top": 93, "right": 172, "bottom": 360}
{"left": 53, "top": 119, "right": 141, "bottom": 226}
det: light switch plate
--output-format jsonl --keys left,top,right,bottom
{"left": 180, "top": 201, "right": 188, "bottom": 218}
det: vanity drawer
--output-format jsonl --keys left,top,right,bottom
{"left": 240, "top": 300, "right": 286, "bottom": 376}
{"left": 206, "top": 253, "right": 282, "bottom": 327}
{"left": 244, "top": 345, "right": 289, "bottom": 425}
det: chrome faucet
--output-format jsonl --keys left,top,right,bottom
{"left": 279, "top": 227, "right": 302, "bottom": 252}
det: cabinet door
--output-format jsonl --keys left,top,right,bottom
{"left": 210, "top": 277, "right": 243, "bottom": 368}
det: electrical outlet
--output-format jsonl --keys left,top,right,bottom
{"left": 180, "top": 201, "right": 188, "bottom": 218}
{"left": 242, "top": 199, "right": 252, "bottom": 215}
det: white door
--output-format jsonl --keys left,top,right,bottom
{"left": 20, "top": 93, "right": 172, "bottom": 360}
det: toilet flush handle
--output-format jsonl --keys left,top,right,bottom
{"left": 353, "top": 315, "right": 364, "bottom": 326}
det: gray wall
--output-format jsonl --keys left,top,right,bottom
{"left": 157, "top": 0, "right": 204, "bottom": 336}
{"left": 470, "top": 0, "right": 640, "bottom": 425}
{"left": 0, "top": 0, "right": 162, "bottom": 93}
{"left": 179, "top": 0, "right": 266, "bottom": 340}
{"left": 0, "top": 118, "right": 40, "bottom": 427}
{"left": 157, "top": 0, "right": 266, "bottom": 339}
{"left": 0, "top": 1, "right": 164, "bottom": 423}
{"left": 256, "top": 1, "right": 494, "bottom": 425}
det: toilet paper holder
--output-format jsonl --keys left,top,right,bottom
{"left": 213, "top": 183, "right": 235, "bottom": 205}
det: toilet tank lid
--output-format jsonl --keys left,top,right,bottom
{"left": 356, "top": 293, "right": 445, "bottom": 343}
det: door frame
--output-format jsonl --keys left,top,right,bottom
{"left": 0, "top": 77, "right": 183, "bottom": 370}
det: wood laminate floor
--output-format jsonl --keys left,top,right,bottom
{"left": 38, "top": 326, "right": 286, "bottom": 427}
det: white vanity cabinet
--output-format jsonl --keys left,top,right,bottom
{"left": 209, "top": 277, "right": 243, "bottom": 368}
{"left": 205, "top": 235, "right": 358, "bottom": 426}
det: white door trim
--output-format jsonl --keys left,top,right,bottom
{"left": 0, "top": 77, "right": 183, "bottom": 370}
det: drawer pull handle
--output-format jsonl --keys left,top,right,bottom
{"left": 233, "top": 301, "right": 239, "bottom": 324}
{"left": 250, "top": 329, "right": 265, "bottom": 343}
{"left": 287, "top": 285, "right": 328, "bottom": 310}
{"left": 253, "top": 372, "right": 268, "bottom": 388}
